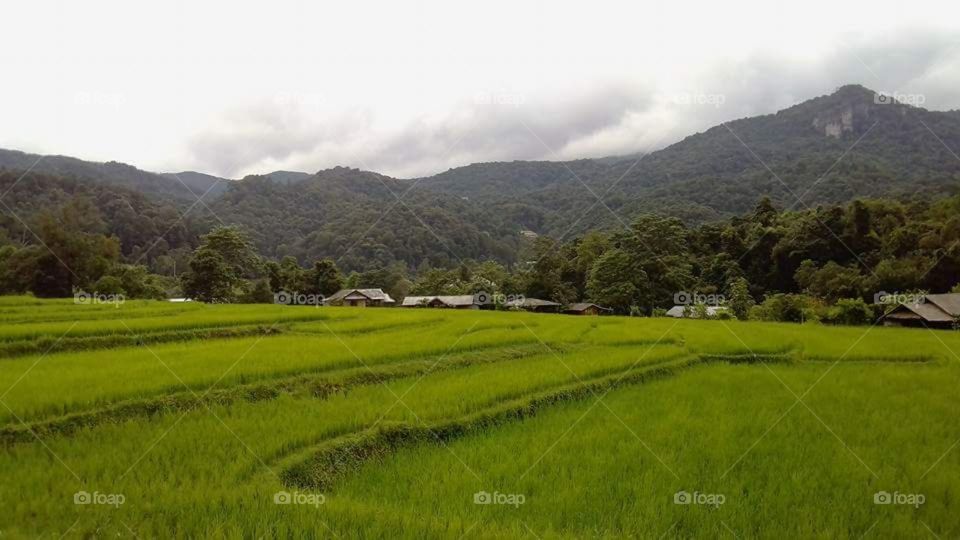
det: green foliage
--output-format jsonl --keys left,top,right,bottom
{"left": 305, "top": 259, "right": 345, "bottom": 297}
{"left": 750, "top": 294, "right": 819, "bottom": 323}
{"left": 692, "top": 303, "right": 711, "bottom": 319}
{"left": 795, "top": 260, "right": 867, "bottom": 300}
{"left": 522, "top": 237, "right": 577, "bottom": 304}
{"left": 105, "top": 264, "right": 168, "bottom": 299}
{"left": 0, "top": 170, "right": 202, "bottom": 274}
{"left": 586, "top": 249, "right": 644, "bottom": 314}
{"left": 181, "top": 249, "right": 236, "bottom": 303}
{"left": 92, "top": 275, "right": 124, "bottom": 295}
{"left": 209, "top": 168, "right": 520, "bottom": 272}
{"left": 827, "top": 298, "right": 875, "bottom": 326}
{"left": 4, "top": 159, "right": 960, "bottom": 320}
{"left": 181, "top": 226, "right": 262, "bottom": 302}
{"left": 353, "top": 263, "right": 412, "bottom": 301}
{"left": 0, "top": 198, "right": 121, "bottom": 297}
{"left": 199, "top": 225, "right": 262, "bottom": 278}
{"left": 727, "top": 277, "right": 754, "bottom": 320}
{"left": 243, "top": 279, "right": 275, "bottom": 304}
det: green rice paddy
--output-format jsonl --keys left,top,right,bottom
{"left": 0, "top": 297, "right": 957, "bottom": 538}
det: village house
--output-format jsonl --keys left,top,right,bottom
{"left": 563, "top": 303, "right": 612, "bottom": 316}
{"left": 881, "top": 293, "right": 960, "bottom": 329}
{"left": 324, "top": 288, "right": 395, "bottom": 307}
{"left": 400, "top": 295, "right": 480, "bottom": 309}
{"left": 505, "top": 297, "right": 561, "bottom": 313}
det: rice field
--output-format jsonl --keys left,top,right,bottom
{"left": 0, "top": 297, "right": 958, "bottom": 538}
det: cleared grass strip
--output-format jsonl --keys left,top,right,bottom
{"left": 0, "top": 306, "right": 353, "bottom": 342}
{"left": 278, "top": 354, "right": 701, "bottom": 491}
{"left": 288, "top": 316, "right": 448, "bottom": 336}
{"left": 0, "top": 320, "right": 518, "bottom": 423}
{"left": 698, "top": 349, "right": 797, "bottom": 364}
{"left": 0, "top": 344, "right": 551, "bottom": 445}
{"left": 0, "top": 324, "right": 285, "bottom": 360}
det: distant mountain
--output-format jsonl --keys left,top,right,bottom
{"left": 3, "top": 84, "right": 959, "bottom": 271}
{"left": 0, "top": 149, "right": 202, "bottom": 202}
{"left": 261, "top": 170, "right": 312, "bottom": 185}
{"left": 161, "top": 171, "right": 232, "bottom": 197}
{"left": 210, "top": 167, "right": 521, "bottom": 271}
{"left": 0, "top": 169, "right": 203, "bottom": 272}
{"left": 605, "top": 84, "right": 960, "bottom": 217}
{"left": 414, "top": 84, "right": 960, "bottom": 234}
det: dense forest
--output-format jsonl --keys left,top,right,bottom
{"left": 209, "top": 167, "right": 521, "bottom": 270}
{"left": 3, "top": 163, "right": 958, "bottom": 325}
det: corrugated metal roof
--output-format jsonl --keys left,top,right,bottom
{"left": 326, "top": 288, "right": 395, "bottom": 304}
{"left": 401, "top": 295, "right": 476, "bottom": 307}
{"left": 565, "top": 303, "right": 611, "bottom": 312}
{"left": 888, "top": 301, "right": 953, "bottom": 322}
{"left": 925, "top": 294, "right": 960, "bottom": 317}
{"left": 505, "top": 298, "right": 560, "bottom": 308}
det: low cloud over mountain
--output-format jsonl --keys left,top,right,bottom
{"left": 181, "top": 30, "right": 960, "bottom": 179}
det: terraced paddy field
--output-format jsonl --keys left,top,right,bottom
{"left": 0, "top": 298, "right": 958, "bottom": 538}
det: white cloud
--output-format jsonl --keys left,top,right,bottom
{"left": 0, "top": 0, "right": 958, "bottom": 178}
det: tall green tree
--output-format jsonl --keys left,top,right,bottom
{"left": 181, "top": 249, "right": 236, "bottom": 303}
{"left": 727, "top": 277, "right": 754, "bottom": 320}
{"left": 305, "top": 259, "right": 344, "bottom": 297}
{"left": 586, "top": 249, "right": 646, "bottom": 313}
{"left": 180, "top": 226, "right": 261, "bottom": 303}
{"left": 524, "top": 237, "right": 576, "bottom": 303}
{"left": 614, "top": 215, "right": 693, "bottom": 310}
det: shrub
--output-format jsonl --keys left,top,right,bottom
{"left": 826, "top": 298, "right": 874, "bottom": 326}
{"left": 751, "top": 294, "right": 821, "bottom": 323}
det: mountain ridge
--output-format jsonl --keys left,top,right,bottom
{"left": 2, "top": 84, "right": 959, "bottom": 270}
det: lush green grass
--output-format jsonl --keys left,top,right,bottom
{"left": 330, "top": 362, "right": 960, "bottom": 538}
{"left": 0, "top": 297, "right": 957, "bottom": 538}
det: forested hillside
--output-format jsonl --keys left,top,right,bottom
{"left": 209, "top": 167, "right": 521, "bottom": 271}
{"left": 1, "top": 85, "right": 959, "bottom": 273}
{"left": 415, "top": 85, "right": 960, "bottom": 232}
{"left": 0, "top": 149, "right": 214, "bottom": 202}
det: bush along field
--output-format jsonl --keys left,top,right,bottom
{"left": 0, "top": 298, "right": 958, "bottom": 538}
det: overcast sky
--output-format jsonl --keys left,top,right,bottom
{"left": 1, "top": 0, "right": 958, "bottom": 179}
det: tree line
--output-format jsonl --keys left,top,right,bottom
{"left": 2, "top": 184, "right": 959, "bottom": 325}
